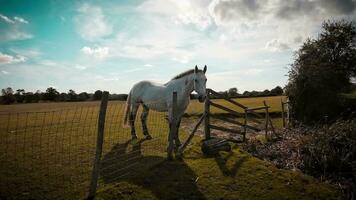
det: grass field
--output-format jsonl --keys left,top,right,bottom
{"left": 0, "top": 96, "right": 340, "bottom": 200}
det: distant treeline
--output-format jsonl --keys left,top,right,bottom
{"left": 196, "top": 86, "right": 284, "bottom": 99}
{"left": 0, "top": 86, "right": 284, "bottom": 104}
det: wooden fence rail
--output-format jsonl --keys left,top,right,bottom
{"left": 204, "top": 88, "right": 276, "bottom": 142}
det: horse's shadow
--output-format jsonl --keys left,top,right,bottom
{"left": 100, "top": 139, "right": 206, "bottom": 200}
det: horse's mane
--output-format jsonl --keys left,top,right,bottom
{"left": 171, "top": 69, "right": 203, "bottom": 80}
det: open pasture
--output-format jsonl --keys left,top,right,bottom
{"left": 0, "top": 101, "right": 172, "bottom": 199}
{"left": 0, "top": 96, "right": 341, "bottom": 200}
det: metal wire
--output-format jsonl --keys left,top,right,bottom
{"left": 0, "top": 100, "right": 170, "bottom": 199}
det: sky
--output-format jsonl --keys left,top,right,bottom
{"left": 0, "top": 0, "right": 355, "bottom": 94}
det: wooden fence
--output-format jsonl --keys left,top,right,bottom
{"left": 204, "top": 88, "right": 276, "bottom": 142}
{"left": 281, "top": 98, "right": 290, "bottom": 128}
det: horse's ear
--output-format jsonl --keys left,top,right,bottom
{"left": 195, "top": 65, "right": 198, "bottom": 73}
{"left": 203, "top": 65, "right": 207, "bottom": 73}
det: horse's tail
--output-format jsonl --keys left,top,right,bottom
{"left": 123, "top": 91, "right": 131, "bottom": 128}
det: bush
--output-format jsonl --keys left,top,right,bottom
{"left": 242, "top": 119, "right": 356, "bottom": 198}
{"left": 286, "top": 20, "right": 356, "bottom": 123}
{"left": 302, "top": 119, "right": 356, "bottom": 179}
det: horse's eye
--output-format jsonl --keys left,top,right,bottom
{"left": 195, "top": 79, "right": 197, "bottom": 82}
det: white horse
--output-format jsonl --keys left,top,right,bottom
{"left": 123, "top": 65, "right": 207, "bottom": 158}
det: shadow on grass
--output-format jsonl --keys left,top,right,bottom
{"left": 214, "top": 151, "right": 249, "bottom": 177}
{"left": 100, "top": 139, "right": 206, "bottom": 200}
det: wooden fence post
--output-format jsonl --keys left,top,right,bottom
{"left": 204, "top": 89, "right": 211, "bottom": 140}
{"left": 281, "top": 99, "right": 286, "bottom": 128}
{"left": 88, "top": 91, "right": 109, "bottom": 199}
{"left": 263, "top": 100, "right": 269, "bottom": 140}
{"left": 286, "top": 99, "right": 290, "bottom": 128}
{"left": 243, "top": 109, "right": 247, "bottom": 142}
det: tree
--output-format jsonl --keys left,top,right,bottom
{"left": 270, "top": 86, "right": 283, "bottom": 96}
{"left": 228, "top": 87, "right": 238, "bottom": 97}
{"left": 261, "top": 89, "right": 270, "bottom": 96}
{"left": 68, "top": 89, "right": 77, "bottom": 101}
{"left": 15, "top": 89, "right": 25, "bottom": 103}
{"left": 43, "top": 87, "right": 59, "bottom": 101}
{"left": 286, "top": 20, "right": 356, "bottom": 123}
{"left": 93, "top": 90, "right": 103, "bottom": 100}
{"left": 78, "top": 92, "right": 89, "bottom": 101}
{"left": 1, "top": 87, "right": 15, "bottom": 104}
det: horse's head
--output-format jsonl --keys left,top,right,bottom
{"left": 193, "top": 65, "right": 207, "bottom": 102}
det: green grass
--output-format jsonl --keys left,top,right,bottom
{"left": 96, "top": 140, "right": 341, "bottom": 200}
{"left": 0, "top": 96, "right": 299, "bottom": 199}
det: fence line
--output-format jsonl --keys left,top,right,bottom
{"left": 0, "top": 93, "right": 175, "bottom": 199}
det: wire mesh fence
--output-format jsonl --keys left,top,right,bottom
{"left": 0, "top": 98, "right": 174, "bottom": 199}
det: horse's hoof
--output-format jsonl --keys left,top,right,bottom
{"left": 144, "top": 135, "right": 152, "bottom": 140}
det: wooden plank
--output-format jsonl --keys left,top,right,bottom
{"left": 246, "top": 106, "right": 269, "bottom": 112}
{"left": 248, "top": 111, "right": 264, "bottom": 119}
{"left": 208, "top": 88, "right": 264, "bottom": 121}
{"left": 204, "top": 91, "right": 211, "bottom": 139}
{"left": 88, "top": 91, "right": 109, "bottom": 199}
{"left": 209, "top": 124, "right": 244, "bottom": 135}
{"left": 178, "top": 113, "right": 206, "bottom": 154}
{"left": 281, "top": 98, "right": 286, "bottom": 128}
{"left": 210, "top": 114, "right": 261, "bottom": 131}
{"left": 263, "top": 101, "right": 269, "bottom": 139}
{"left": 209, "top": 101, "right": 244, "bottom": 117}
{"left": 208, "top": 89, "right": 247, "bottom": 109}
{"left": 210, "top": 101, "right": 263, "bottom": 124}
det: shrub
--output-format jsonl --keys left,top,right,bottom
{"left": 286, "top": 20, "right": 356, "bottom": 123}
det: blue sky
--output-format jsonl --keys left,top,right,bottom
{"left": 0, "top": 0, "right": 355, "bottom": 94}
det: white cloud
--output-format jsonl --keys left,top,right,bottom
{"left": 81, "top": 46, "right": 109, "bottom": 59}
{"left": 0, "top": 52, "right": 26, "bottom": 64}
{"left": 40, "top": 60, "right": 57, "bottom": 66}
{"left": 14, "top": 16, "right": 28, "bottom": 24}
{"left": 144, "top": 64, "right": 153, "bottom": 67}
{"left": 10, "top": 48, "right": 41, "bottom": 57}
{"left": 207, "top": 0, "right": 356, "bottom": 48}
{"left": 138, "top": 0, "right": 212, "bottom": 30}
{"left": 265, "top": 39, "right": 290, "bottom": 52}
{"left": 75, "top": 3, "right": 113, "bottom": 41}
{"left": 0, "top": 14, "right": 29, "bottom": 24}
{"left": 1, "top": 70, "right": 9, "bottom": 75}
{"left": 0, "top": 14, "right": 32, "bottom": 41}
{"left": 0, "top": 14, "right": 15, "bottom": 23}
{"left": 75, "top": 64, "right": 87, "bottom": 70}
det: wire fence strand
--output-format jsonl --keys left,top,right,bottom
{"left": 0, "top": 100, "right": 172, "bottom": 199}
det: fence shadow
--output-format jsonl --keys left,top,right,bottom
{"left": 100, "top": 139, "right": 206, "bottom": 200}
{"left": 214, "top": 152, "right": 249, "bottom": 177}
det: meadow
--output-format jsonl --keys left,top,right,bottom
{"left": 0, "top": 95, "right": 341, "bottom": 200}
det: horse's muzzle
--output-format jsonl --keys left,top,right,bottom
{"left": 198, "top": 95, "right": 206, "bottom": 102}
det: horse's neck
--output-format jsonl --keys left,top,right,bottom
{"left": 167, "top": 75, "right": 194, "bottom": 98}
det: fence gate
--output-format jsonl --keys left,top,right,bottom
{"left": 204, "top": 88, "right": 276, "bottom": 142}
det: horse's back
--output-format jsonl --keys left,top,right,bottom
{"left": 130, "top": 81, "right": 169, "bottom": 111}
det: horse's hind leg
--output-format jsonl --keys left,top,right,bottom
{"left": 141, "top": 104, "right": 152, "bottom": 140}
{"left": 129, "top": 103, "right": 139, "bottom": 140}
